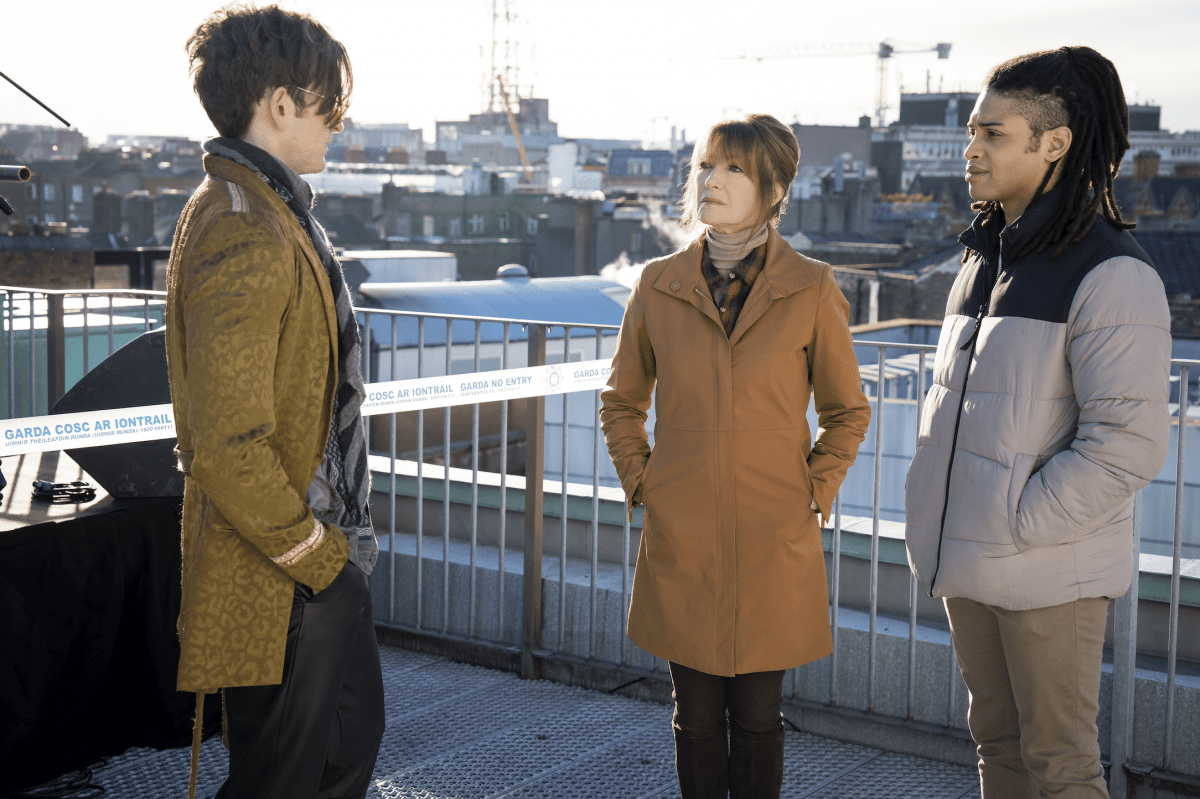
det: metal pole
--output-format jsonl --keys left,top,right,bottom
{"left": 442, "top": 318, "right": 452, "bottom": 635}
{"left": 468, "top": 321, "right": 482, "bottom": 638}
{"left": 81, "top": 293, "right": 89, "bottom": 377}
{"left": 361, "top": 312, "right": 372, "bottom": 455}
{"left": 830, "top": 492, "right": 842, "bottom": 706}
{"left": 5, "top": 291, "right": 13, "bottom": 418}
{"left": 558, "top": 327, "right": 571, "bottom": 653}
{"left": 907, "top": 348, "right": 926, "bottom": 720}
{"left": 1163, "top": 363, "right": 1189, "bottom": 770}
{"left": 46, "top": 293, "right": 65, "bottom": 409}
{"left": 621, "top": 500, "right": 631, "bottom": 668}
{"left": 388, "top": 315, "right": 397, "bottom": 625}
{"left": 106, "top": 293, "right": 114, "bottom": 358}
{"left": 589, "top": 328, "right": 602, "bottom": 661}
{"left": 498, "top": 323, "right": 510, "bottom": 645}
{"left": 28, "top": 292, "right": 37, "bottom": 415}
{"left": 522, "top": 324, "right": 547, "bottom": 680}
{"left": 868, "top": 347, "right": 885, "bottom": 713}
{"left": 416, "top": 317, "right": 425, "bottom": 630}
{"left": 1110, "top": 492, "right": 1142, "bottom": 798}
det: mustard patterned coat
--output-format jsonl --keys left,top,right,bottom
{"left": 165, "top": 155, "right": 349, "bottom": 694}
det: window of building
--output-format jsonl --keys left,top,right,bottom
{"left": 44, "top": 213, "right": 56, "bottom": 224}
{"left": 42, "top": 183, "right": 55, "bottom": 202}
{"left": 468, "top": 214, "right": 485, "bottom": 234}
{"left": 627, "top": 157, "right": 653, "bottom": 176}
{"left": 422, "top": 215, "right": 435, "bottom": 237}
{"left": 448, "top": 217, "right": 462, "bottom": 237}
{"left": 497, "top": 213, "right": 510, "bottom": 234}
{"left": 71, "top": 185, "right": 84, "bottom": 204}
{"left": 526, "top": 217, "right": 538, "bottom": 236}
{"left": 631, "top": 232, "right": 643, "bottom": 252}
{"left": 393, "top": 212, "right": 412, "bottom": 237}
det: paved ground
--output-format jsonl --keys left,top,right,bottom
{"left": 87, "top": 643, "right": 982, "bottom": 798}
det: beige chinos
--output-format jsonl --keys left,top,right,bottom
{"left": 944, "top": 597, "right": 1111, "bottom": 799}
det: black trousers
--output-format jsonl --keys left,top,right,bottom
{"left": 669, "top": 662, "right": 786, "bottom": 799}
{"left": 216, "top": 561, "right": 385, "bottom": 799}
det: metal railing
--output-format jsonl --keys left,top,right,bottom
{"left": 3, "top": 290, "right": 1195, "bottom": 789}
{"left": 1, "top": 286, "right": 166, "bottom": 417}
{"left": 352, "top": 304, "right": 1198, "bottom": 787}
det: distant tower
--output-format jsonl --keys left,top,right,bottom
{"left": 486, "top": 0, "right": 529, "bottom": 113}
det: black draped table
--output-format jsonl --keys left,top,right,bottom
{"left": 0, "top": 449, "right": 219, "bottom": 792}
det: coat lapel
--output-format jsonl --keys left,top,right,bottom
{"left": 301, "top": 240, "right": 340, "bottom": 369}
{"left": 729, "top": 227, "right": 821, "bottom": 346}
{"left": 651, "top": 237, "right": 723, "bottom": 329}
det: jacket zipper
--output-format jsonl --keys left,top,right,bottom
{"left": 927, "top": 250, "right": 1003, "bottom": 596}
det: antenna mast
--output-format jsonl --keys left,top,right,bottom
{"left": 486, "top": 0, "right": 527, "bottom": 113}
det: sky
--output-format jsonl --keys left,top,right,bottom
{"left": 3, "top": 0, "right": 1199, "bottom": 148}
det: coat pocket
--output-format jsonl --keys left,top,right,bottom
{"left": 203, "top": 495, "right": 238, "bottom": 533}
{"left": 636, "top": 446, "right": 662, "bottom": 503}
{"left": 1006, "top": 453, "right": 1037, "bottom": 550}
{"left": 798, "top": 446, "right": 816, "bottom": 507}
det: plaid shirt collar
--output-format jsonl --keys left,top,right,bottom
{"left": 702, "top": 242, "right": 767, "bottom": 337}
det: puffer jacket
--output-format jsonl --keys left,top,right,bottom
{"left": 904, "top": 190, "right": 1172, "bottom": 611}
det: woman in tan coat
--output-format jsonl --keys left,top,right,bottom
{"left": 600, "top": 115, "right": 870, "bottom": 798}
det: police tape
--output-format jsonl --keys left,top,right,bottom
{"left": 0, "top": 359, "right": 615, "bottom": 457}
{"left": 0, "top": 404, "right": 176, "bottom": 457}
{"left": 361, "top": 358, "right": 613, "bottom": 415}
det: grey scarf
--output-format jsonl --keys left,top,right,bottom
{"left": 204, "top": 137, "right": 377, "bottom": 574}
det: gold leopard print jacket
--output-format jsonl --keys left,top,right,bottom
{"left": 165, "top": 154, "right": 349, "bottom": 694}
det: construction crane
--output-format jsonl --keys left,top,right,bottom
{"left": 674, "top": 40, "right": 951, "bottom": 127}
{"left": 495, "top": 74, "right": 532, "bottom": 183}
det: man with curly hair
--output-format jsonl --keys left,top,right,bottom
{"left": 166, "top": 6, "right": 383, "bottom": 797}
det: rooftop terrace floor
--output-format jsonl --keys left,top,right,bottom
{"left": 87, "top": 643, "right": 984, "bottom": 798}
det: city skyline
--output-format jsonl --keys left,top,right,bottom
{"left": 3, "top": 0, "right": 1198, "bottom": 148}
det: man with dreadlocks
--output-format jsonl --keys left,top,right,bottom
{"left": 904, "top": 47, "right": 1170, "bottom": 798}
{"left": 166, "top": 5, "right": 383, "bottom": 798}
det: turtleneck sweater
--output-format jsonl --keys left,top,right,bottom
{"left": 706, "top": 224, "right": 769, "bottom": 276}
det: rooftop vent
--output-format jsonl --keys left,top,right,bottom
{"left": 496, "top": 264, "right": 531, "bottom": 281}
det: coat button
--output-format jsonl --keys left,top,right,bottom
{"left": 670, "top": 281, "right": 680, "bottom": 290}
{"left": 720, "top": 306, "right": 727, "bottom": 312}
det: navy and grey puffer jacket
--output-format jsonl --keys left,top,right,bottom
{"left": 904, "top": 188, "right": 1172, "bottom": 611}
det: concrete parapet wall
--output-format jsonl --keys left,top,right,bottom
{"left": 368, "top": 461, "right": 1200, "bottom": 663}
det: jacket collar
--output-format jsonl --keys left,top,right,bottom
{"left": 203, "top": 137, "right": 315, "bottom": 210}
{"left": 651, "top": 225, "right": 822, "bottom": 344}
{"left": 959, "top": 183, "right": 1065, "bottom": 262}
{"left": 201, "top": 153, "right": 340, "bottom": 362}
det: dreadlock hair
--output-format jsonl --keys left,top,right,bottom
{"left": 973, "top": 46, "right": 1134, "bottom": 261}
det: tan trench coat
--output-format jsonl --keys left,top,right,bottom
{"left": 166, "top": 155, "right": 348, "bottom": 694}
{"left": 600, "top": 227, "right": 870, "bottom": 677}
